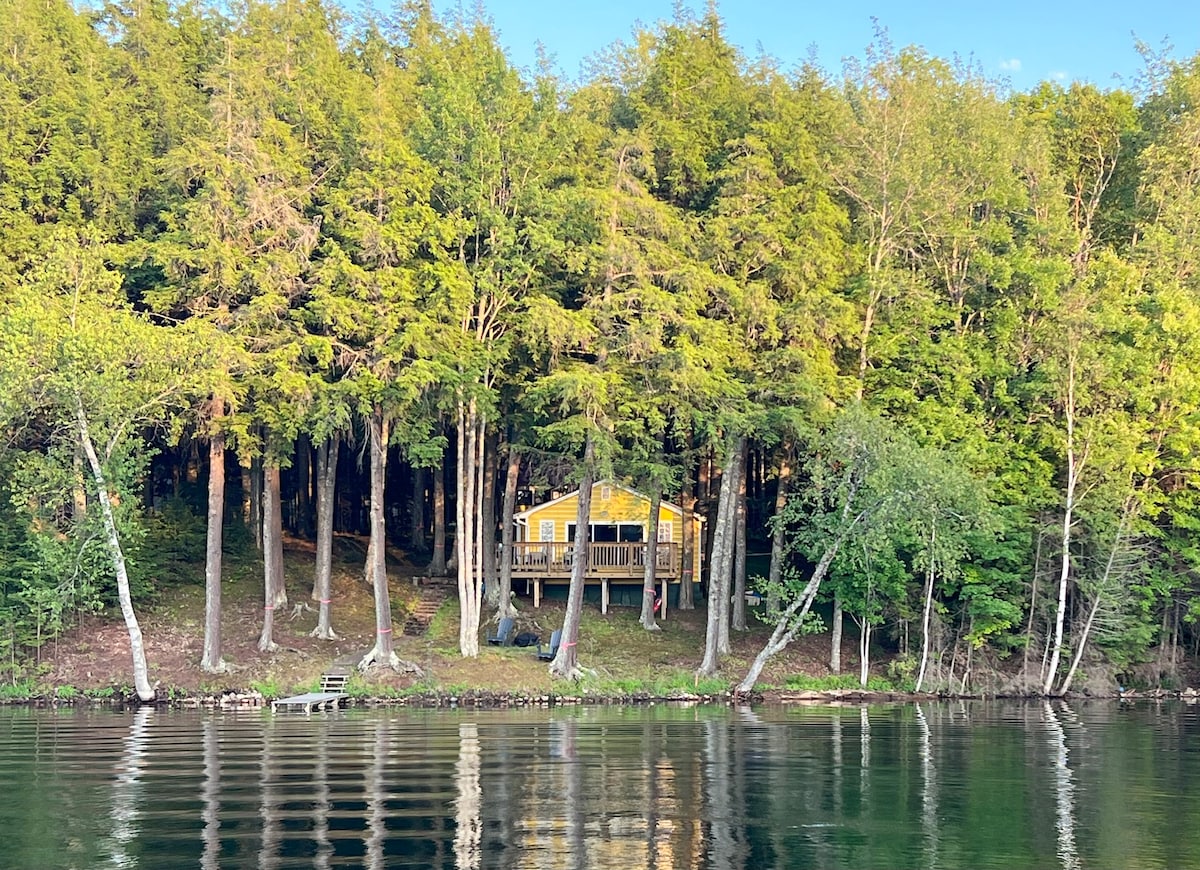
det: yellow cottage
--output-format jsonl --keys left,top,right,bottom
{"left": 509, "top": 481, "right": 703, "bottom": 618}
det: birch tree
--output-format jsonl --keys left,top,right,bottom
{"left": 738, "top": 409, "right": 986, "bottom": 693}
{"left": 0, "top": 233, "right": 211, "bottom": 700}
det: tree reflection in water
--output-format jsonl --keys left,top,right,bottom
{"left": 454, "top": 721, "right": 481, "bottom": 870}
{"left": 109, "top": 706, "right": 152, "bottom": 868}
{"left": 312, "top": 718, "right": 332, "bottom": 870}
{"left": 916, "top": 703, "right": 940, "bottom": 868}
{"left": 258, "top": 715, "right": 280, "bottom": 870}
{"left": 2, "top": 703, "right": 1195, "bottom": 869}
{"left": 1044, "top": 701, "right": 1083, "bottom": 870}
{"left": 201, "top": 719, "right": 220, "bottom": 870}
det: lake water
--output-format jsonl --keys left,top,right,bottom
{"left": 1, "top": 700, "right": 1197, "bottom": 869}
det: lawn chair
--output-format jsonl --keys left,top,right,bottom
{"left": 487, "top": 616, "right": 515, "bottom": 646}
{"left": 536, "top": 628, "right": 562, "bottom": 661}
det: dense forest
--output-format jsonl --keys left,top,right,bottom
{"left": 4, "top": 0, "right": 1200, "bottom": 699}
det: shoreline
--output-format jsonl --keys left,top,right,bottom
{"left": 7, "top": 684, "right": 1190, "bottom": 709}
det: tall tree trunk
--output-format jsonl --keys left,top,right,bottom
{"left": 679, "top": 442, "right": 697, "bottom": 611}
{"left": 240, "top": 465, "right": 251, "bottom": 525}
{"left": 1045, "top": 355, "right": 1080, "bottom": 695}
{"left": 639, "top": 484, "right": 663, "bottom": 631}
{"left": 250, "top": 455, "right": 263, "bottom": 550}
{"left": 481, "top": 430, "right": 499, "bottom": 608}
{"left": 701, "top": 449, "right": 717, "bottom": 586}
{"left": 428, "top": 449, "right": 448, "bottom": 576}
{"left": 473, "top": 412, "right": 487, "bottom": 644}
{"left": 496, "top": 439, "right": 520, "bottom": 621}
{"left": 360, "top": 406, "right": 408, "bottom": 672}
{"left": 75, "top": 399, "right": 155, "bottom": 702}
{"left": 456, "top": 399, "right": 486, "bottom": 657}
{"left": 858, "top": 616, "right": 872, "bottom": 688}
{"left": 550, "top": 435, "right": 594, "bottom": 679}
{"left": 264, "top": 464, "right": 287, "bottom": 608}
{"left": 295, "top": 433, "right": 312, "bottom": 537}
{"left": 766, "top": 450, "right": 791, "bottom": 615}
{"left": 698, "top": 438, "right": 742, "bottom": 676}
{"left": 830, "top": 597, "right": 843, "bottom": 674}
{"left": 311, "top": 435, "right": 339, "bottom": 640}
{"left": 72, "top": 447, "right": 87, "bottom": 521}
{"left": 732, "top": 440, "right": 748, "bottom": 632}
{"left": 408, "top": 466, "right": 425, "bottom": 552}
{"left": 258, "top": 463, "right": 284, "bottom": 653}
{"left": 717, "top": 439, "right": 745, "bottom": 655}
{"left": 201, "top": 396, "right": 227, "bottom": 673}
{"left": 915, "top": 522, "right": 937, "bottom": 692}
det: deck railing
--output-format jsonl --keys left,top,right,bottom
{"left": 506, "top": 541, "right": 680, "bottom": 579}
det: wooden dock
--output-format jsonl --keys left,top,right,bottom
{"left": 271, "top": 691, "right": 348, "bottom": 713}
{"left": 272, "top": 671, "right": 350, "bottom": 713}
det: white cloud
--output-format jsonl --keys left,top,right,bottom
{"left": 999, "top": 58, "right": 1022, "bottom": 72}
{"left": 1051, "top": 70, "right": 1068, "bottom": 82}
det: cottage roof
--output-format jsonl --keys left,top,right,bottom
{"left": 513, "top": 480, "right": 697, "bottom": 522}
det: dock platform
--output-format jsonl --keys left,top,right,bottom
{"left": 272, "top": 671, "right": 351, "bottom": 713}
{"left": 271, "top": 691, "right": 348, "bottom": 713}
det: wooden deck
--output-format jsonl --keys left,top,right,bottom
{"left": 271, "top": 691, "right": 348, "bottom": 713}
{"left": 508, "top": 541, "right": 680, "bottom": 618}
{"left": 272, "top": 671, "right": 350, "bottom": 713}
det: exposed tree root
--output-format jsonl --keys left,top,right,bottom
{"left": 289, "top": 602, "right": 316, "bottom": 620}
{"left": 358, "top": 645, "right": 423, "bottom": 676}
{"left": 548, "top": 663, "right": 583, "bottom": 681}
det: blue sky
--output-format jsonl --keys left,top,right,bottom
{"left": 442, "top": 0, "right": 1200, "bottom": 92}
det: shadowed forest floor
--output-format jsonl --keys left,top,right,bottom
{"left": 37, "top": 537, "right": 845, "bottom": 700}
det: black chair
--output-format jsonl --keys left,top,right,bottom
{"left": 487, "top": 616, "right": 515, "bottom": 646}
{"left": 536, "top": 628, "right": 562, "bottom": 661}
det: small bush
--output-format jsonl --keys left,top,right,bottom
{"left": 0, "top": 679, "right": 39, "bottom": 700}
{"left": 784, "top": 672, "right": 900, "bottom": 692}
{"left": 249, "top": 678, "right": 282, "bottom": 699}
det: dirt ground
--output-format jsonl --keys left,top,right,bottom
{"left": 39, "top": 537, "right": 843, "bottom": 699}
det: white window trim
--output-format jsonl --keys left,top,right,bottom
{"left": 565, "top": 521, "right": 645, "bottom": 542}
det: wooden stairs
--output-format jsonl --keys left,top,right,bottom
{"left": 319, "top": 671, "right": 350, "bottom": 693}
{"left": 403, "top": 584, "right": 450, "bottom": 636}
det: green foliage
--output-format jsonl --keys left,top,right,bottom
{"left": 4, "top": 0, "right": 1200, "bottom": 687}
{"left": 0, "top": 679, "right": 42, "bottom": 700}
{"left": 249, "top": 678, "right": 283, "bottom": 699}
{"left": 578, "top": 670, "right": 729, "bottom": 697}
{"left": 784, "top": 672, "right": 902, "bottom": 693}
{"left": 138, "top": 498, "right": 208, "bottom": 587}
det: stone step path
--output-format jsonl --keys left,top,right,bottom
{"left": 403, "top": 584, "right": 450, "bottom": 636}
